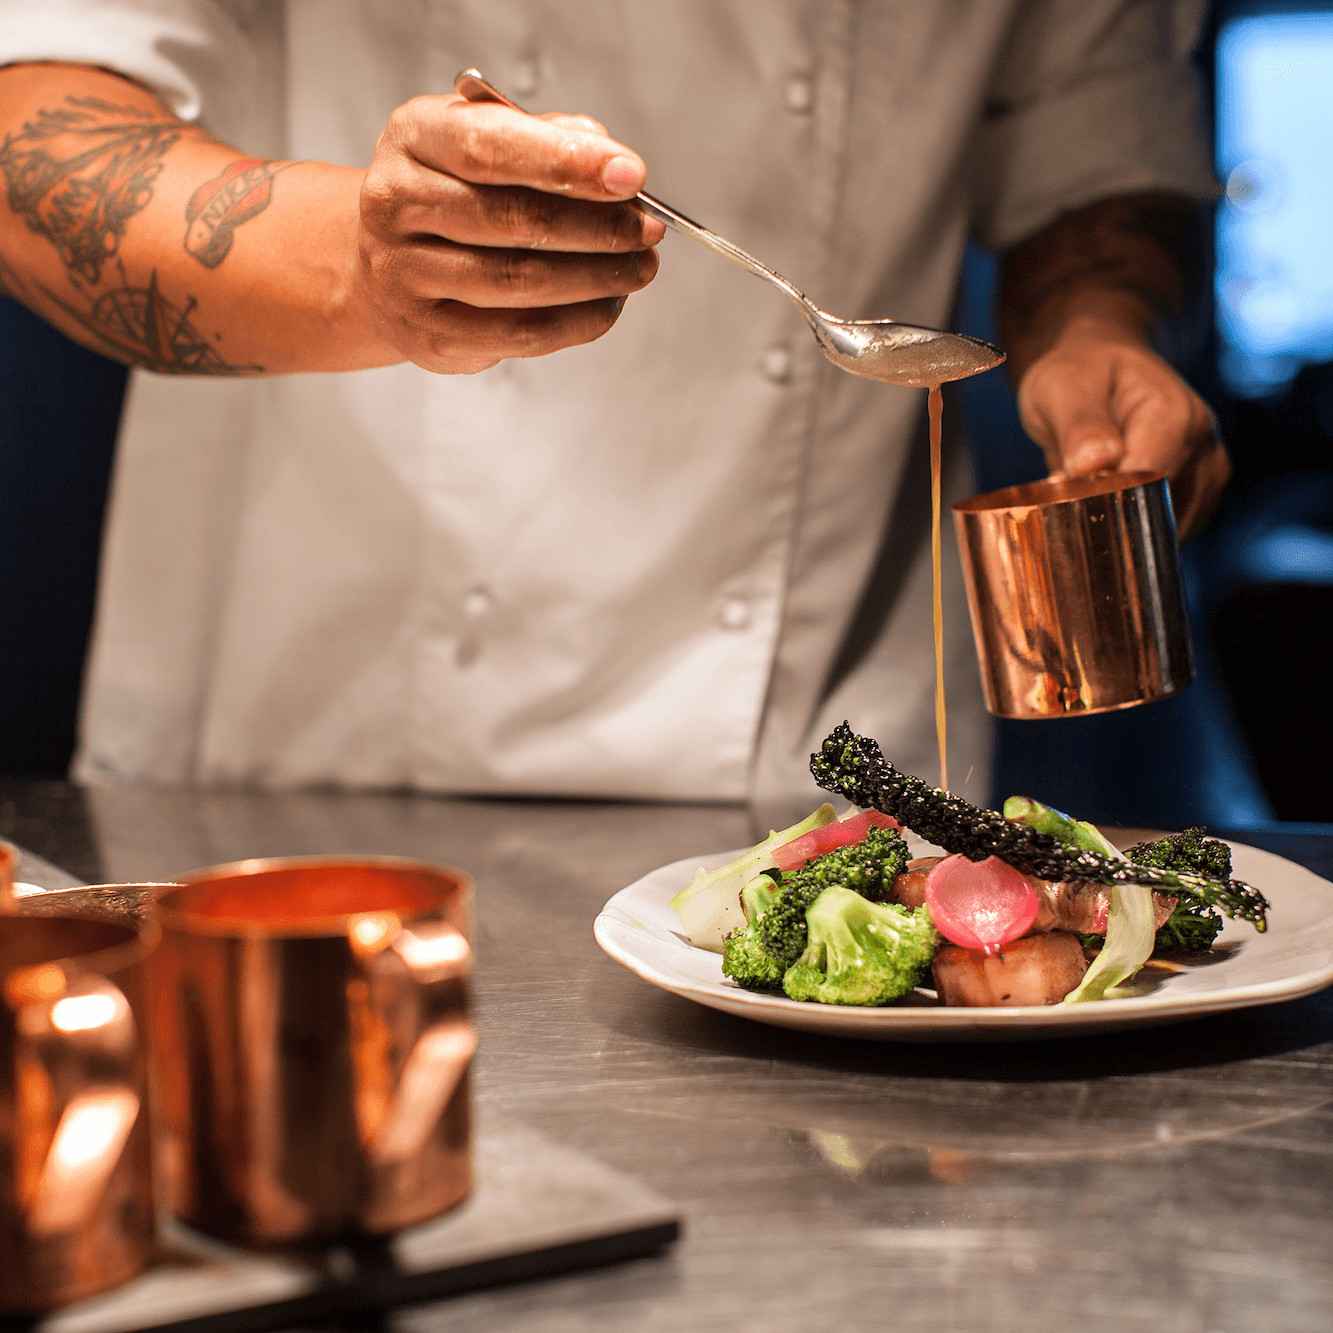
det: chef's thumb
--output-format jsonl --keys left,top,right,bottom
{"left": 1048, "top": 409, "right": 1124, "bottom": 477}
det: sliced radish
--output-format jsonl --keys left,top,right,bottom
{"left": 924, "top": 855, "right": 1040, "bottom": 956}
{"left": 771, "top": 810, "right": 900, "bottom": 872}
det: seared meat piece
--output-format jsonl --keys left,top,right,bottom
{"left": 888, "top": 859, "right": 1176, "bottom": 935}
{"left": 885, "top": 857, "right": 942, "bottom": 911}
{"left": 1029, "top": 882, "right": 1178, "bottom": 935}
{"left": 931, "top": 931, "right": 1088, "bottom": 1007}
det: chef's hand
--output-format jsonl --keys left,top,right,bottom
{"left": 356, "top": 95, "right": 664, "bottom": 374}
{"left": 1015, "top": 313, "right": 1230, "bottom": 541}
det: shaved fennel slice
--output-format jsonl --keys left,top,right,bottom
{"left": 1064, "top": 881, "right": 1157, "bottom": 1003}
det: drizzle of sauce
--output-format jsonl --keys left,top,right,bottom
{"left": 927, "top": 384, "right": 947, "bottom": 793}
{"left": 851, "top": 344, "right": 1003, "bottom": 792}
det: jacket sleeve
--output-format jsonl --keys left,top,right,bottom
{"left": 971, "top": 0, "right": 1219, "bottom": 252}
{"left": 0, "top": 0, "right": 284, "bottom": 152}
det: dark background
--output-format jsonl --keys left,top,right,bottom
{"left": 1, "top": 1, "right": 1329, "bottom": 832}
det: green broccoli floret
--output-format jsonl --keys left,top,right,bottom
{"left": 782, "top": 886, "right": 938, "bottom": 1006}
{"left": 759, "top": 824, "right": 910, "bottom": 965}
{"left": 1124, "top": 830, "right": 1229, "bottom": 955}
{"left": 1153, "top": 904, "right": 1224, "bottom": 954}
{"left": 721, "top": 875, "right": 786, "bottom": 991}
{"left": 1126, "top": 827, "right": 1232, "bottom": 880}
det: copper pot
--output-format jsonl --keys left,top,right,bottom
{"left": 952, "top": 471, "right": 1194, "bottom": 719}
{"left": 151, "top": 856, "right": 475, "bottom": 1245}
{"left": 1, "top": 913, "right": 160, "bottom": 1314}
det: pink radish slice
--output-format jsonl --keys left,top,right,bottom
{"left": 771, "top": 810, "right": 900, "bottom": 872}
{"left": 924, "top": 855, "right": 1040, "bottom": 956}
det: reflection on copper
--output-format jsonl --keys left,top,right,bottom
{"left": 26, "top": 1089, "right": 141, "bottom": 1237}
{"left": 2, "top": 912, "right": 159, "bottom": 1315}
{"left": 1, "top": 838, "right": 18, "bottom": 909}
{"left": 953, "top": 472, "right": 1194, "bottom": 719}
{"left": 370, "top": 1021, "right": 477, "bottom": 1166}
{"left": 153, "top": 856, "right": 475, "bottom": 1245}
{"left": 50, "top": 992, "right": 123, "bottom": 1034}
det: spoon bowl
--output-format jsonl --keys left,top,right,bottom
{"left": 455, "top": 70, "right": 1005, "bottom": 387}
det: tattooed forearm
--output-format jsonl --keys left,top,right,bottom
{"left": 1, "top": 89, "right": 263, "bottom": 373}
{"left": 37, "top": 264, "right": 261, "bottom": 374}
{"left": 1000, "top": 193, "right": 1206, "bottom": 353}
{"left": 184, "top": 157, "right": 291, "bottom": 267}
{"left": 0, "top": 95, "right": 193, "bottom": 284}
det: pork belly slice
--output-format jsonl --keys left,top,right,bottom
{"left": 931, "top": 931, "right": 1088, "bottom": 1007}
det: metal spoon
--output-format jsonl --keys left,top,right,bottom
{"left": 454, "top": 69, "right": 1004, "bottom": 386}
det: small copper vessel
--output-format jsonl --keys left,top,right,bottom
{"left": 953, "top": 471, "right": 1194, "bottom": 719}
{"left": 151, "top": 856, "right": 475, "bottom": 1245}
{"left": 1, "top": 913, "right": 160, "bottom": 1314}
{"left": 1, "top": 839, "right": 19, "bottom": 909}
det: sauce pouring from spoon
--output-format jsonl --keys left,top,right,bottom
{"left": 454, "top": 69, "right": 1004, "bottom": 388}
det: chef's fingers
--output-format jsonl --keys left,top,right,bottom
{"left": 373, "top": 237, "right": 659, "bottom": 308}
{"left": 399, "top": 296, "right": 627, "bottom": 374}
{"left": 1016, "top": 346, "right": 1125, "bottom": 477}
{"left": 362, "top": 165, "right": 662, "bottom": 254}
{"left": 1020, "top": 341, "right": 1230, "bottom": 541}
{"left": 1119, "top": 388, "right": 1230, "bottom": 541}
{"left": 382, "top": 94, "right": 650, "bottom": 202}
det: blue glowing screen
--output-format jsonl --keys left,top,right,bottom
{"left": 1216, "top": 12, "right": 1333, "bottom": 395}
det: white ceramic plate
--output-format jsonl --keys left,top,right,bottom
{"left": 593, "top": 836, "right": 1333, "bottom": 1041}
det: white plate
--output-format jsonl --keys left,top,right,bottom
{"left": 593, "top": 837, "right": 1333, "bottom": 1041}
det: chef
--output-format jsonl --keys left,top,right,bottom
{"left": 0, "top": 2, "right": 1225, "bottom": 808}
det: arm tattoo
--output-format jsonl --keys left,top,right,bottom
{"left": 1, "top": 95, "right": 262, "bottom": 373}
{"left": 185, "top": 157, "right": 291, "bottom": 268}
{"left": 1001, "top": 194, "right": 1205, "bottom": 337}
{"left": 0, "top": 96, "right": 184, "bottom": 284}
{"left": 37, "top": 263, "right": 261, "bottom": 374}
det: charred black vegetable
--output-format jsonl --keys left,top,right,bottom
{"left": 809, "top": 723, "right": 1269, "bottom": 930}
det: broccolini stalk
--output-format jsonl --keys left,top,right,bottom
{"left": 782, "top": 886, "right": 938, "bottom": 1006}
{"left": 671, "top": 803, "right": 836, "bottom": 952}
{"left": 759, "top": 823, "right": 910, "bottom": 965}
{"left": 810, "top": 724, "right": 1268, "bottom": 930}
{"left": 721, "top": 876, "right": 786, "bottom": 991}
{"left": 1004, "top": 796, "right": 1156, "bottom": 1003}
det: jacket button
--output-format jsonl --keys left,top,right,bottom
{"left": 760, "top": 345, "right": 792, "bottom": 384}
{"left": 784, "top": 76, "right": 813, "bottom": 113}
{"left": 513, "top": 58, "right": 540, "bottom": 96}
{"left": 463, "top": 587, "right": 493, "bottom": 620}
{"left": 719, "top": 597, "right": 751, "bottom": 630}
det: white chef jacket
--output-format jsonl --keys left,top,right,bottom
{"left": 0, "top": 1, "right": 1215, "bottom": 806}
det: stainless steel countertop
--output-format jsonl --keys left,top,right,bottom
{"left": 4, "top": 781, "right": 1333, "bottom": 1332}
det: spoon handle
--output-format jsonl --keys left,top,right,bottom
{"left": 453, "top": 69, "right": 817, "bottom": 318}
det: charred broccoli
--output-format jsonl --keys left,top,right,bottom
{"left": 721, "top": 875, "right": 786, "bottom": 991}
{"left": 782, "top": 886, "right": 938, "bottom": 1006}
{"left": 1153, "top": 905, "right": 1224, "bottom": 954}
{"left": 810, "top": 723, "right": 1269, "bottom": 930}
{"left": 1128, "top": 829, "right": 1229, "bottom": 954}
{"left": 1127, "top": 827, "right": 1232, "bottom": 879}
{"left": 758, "top": 823, "right": 910, "bottom": 965}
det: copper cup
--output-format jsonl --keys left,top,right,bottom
{"left": 953, "top": 471, "right": 1194, "bottom": 719}
{"left": 151, "top": 857, "right": 475, "bottom": 1245}
{"left": 1, "top": 914, "right": 159, "bottom": 1314}
{"left": 1, "top": 839, "right": 19, "bottom": 909}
